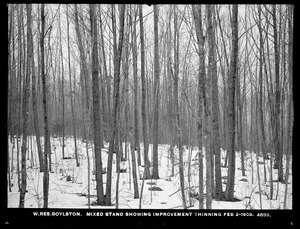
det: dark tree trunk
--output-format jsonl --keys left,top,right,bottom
{"left": 225, "top": 4, "right": 238, "bottom": 201}
{"left": 89, "top": 4, "right": 105, "bottom": 205}
{"left": 192, "top": 4, "right": 205, "bottom": 209}
{"left": 206, "top": 4, "right": 222, "bottom": 199}
{"left": 272, "top": 5, "right": 283, "bottom": 182}
{"left": 41, "top": 4, "right": 50, "bottom": 208}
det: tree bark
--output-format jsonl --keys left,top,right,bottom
{"left": 89, "top": 4, "right": 105, "bottom": 205}
{"left": 216, "top": 6, "right": 230, "bottom": 151}
{"left": 192, "top": 4, "right": 205, "bottom": 209}
{"left": 225, "top": 4, "right": 238, "bottom": 201}
{"left": 28, "top": 3, "right": 44, "bottom": 172}
{"left": 99, "top": 8, "right": 111, "bottom": 141}
{"left": 58, "top": 6, "right": 65, "bottom": 160}
{"left": 131, "top": 6, "right": 141, "bottom": 167}
{"left": 67, "top": 5, "right": 79, "bottom": 167}
{"left": 152, "top": 4, "right": 160, "bottom": 179}
{"left": 139, "top": 4, "right": 151, "bottom": 179}
{"left": 129, "top": 6, "right": 140, "bottom": 199}
{"left": 74, "top": 5, "right": 90, "bottom": 115}
{"left": 206, "top": 4, "right": 222, "bottom": 199}
{"left": 284, "top": 5, "right": 293, "bottom": 208}
{"left": 272, "top": 5, "right": 283, "bottom": 182}
{"left": 255, "top": 85, "right": 263, "bottom": 210}
{"left": 173, "top": 5, "right": 187, "bottom": 209}
{"left": 19, "top": 4, "right": 32, "bottom": 208}
{"left": 41, "top": 4, "right": 50, "bottom": 208}
{"left": 106, "top": 4, "right": 125, "bottom": 206}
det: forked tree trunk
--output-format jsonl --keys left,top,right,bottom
{"left": 99, "top": 8, "right": 111, "bottom": 140}
{"left": 28, "top": 4, "right": 44, "bottom": 172}
{"left": 206, "top": 4, "right": 222, "bottom": 199}
{"left": 106, "top": 4, "right": 125, "bottom": 206}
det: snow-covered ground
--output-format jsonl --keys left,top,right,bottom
{"left": 7, "top": 136, "right": 292, "bottom": 209}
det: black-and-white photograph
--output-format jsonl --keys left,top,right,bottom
{"left": 6, "top": 3, "right": 294, "bottom": 226}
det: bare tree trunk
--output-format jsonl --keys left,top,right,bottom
{"left": 28, "top": 4, "right": 44, "bottom": 172}
{"left": 130, "top": 6, "right": 141, "bottom": 167}
{"left": 83, "top": 87, "right": 92, "bottom": 208}
{"left": 74, "top": 4, "right": 90, "bottom": 118}
{"left": 192, "top": 4, "right": 204, "bottom": 209}
{"left": 173, "top": 5, "right": 187, "bottom": 209}
{"left": 207, "top": 4, "right": 222, "bottom": 199}
{"left": 8, "top": 140, "right": 12, "bottom": 192}
{"left": 8, "top": 4, "right": 13, "bottom": 143}
{"left": 284, "top": 5, "right": 293, "bottom": 209}
{"left": 116, "top": 148, "right": 120, "bottom": 209}
{"left": 78, "top": 8, "right": 92, "bottom": 208}
{"left": 99, "top": 8, "right": 111, "bottom": 141}
{"left": 152, "top": 4, "right": 160, "bottom": 179}
{"left": 272, "top": 5, "right": 283, "bottom": 182}
{"left": 187, "top": 111, "right": 193, "bottom": 207}
{"left": 256, "top": 6, "right": 268, "bottom": 163}
{"left": 254, "top": 5, "right": 268, "bottom": 185}
{"left": 255, "top": 74, "right": 263, "bottom": 210}
{"left": 166, "top": 6, "right": 175, "bottom": 178}
{"left": 41, "top": 4, "right": 50, "bottom": 208}
{"left": 58, "top": 7, "right": 65, "bottom": 160}
{"left": 139, "top": 4, "right": 151, "bottom": 179}
{"left": 225, "top": 4, "right": 238, "bottom": 201}
{"left": 67, "top": 5, "right": 79, "bottom": 167}
{"left": 263, "top": 15, "right": 274, "bottom": 199}
{"left": 9, "top": 4, "right": 16, "bottom": 182}
{"left": 89, "top": 4, "right": 104, "bottom": 205}
{"left": 106, "top": 4, "right": 125, "bottom": 206}
{"left": 237, "top": 71, "right": 244, "bottom": 176}
{"left": 19, "top": 4, "right": 32, "bottom": 208}
{"left": 130, "top": 131, "right": 139, "bottom": 198}
{"left": 216, "top": 6, "right": 230, "bottom": 152}
{"left": 129, "top": 5, "right": 140, "bottom": 198}
{"left": 16, "top": 5, "right": 23, "bottom": 192}
{"left": 7, "top": 15, "right": 12, "bottom": 187}
{"left": 239, "top": 7, "right": 250, "bottom": 177}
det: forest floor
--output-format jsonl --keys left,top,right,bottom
{"left": 7, "top": 136, "right": 292, "bottom": 209}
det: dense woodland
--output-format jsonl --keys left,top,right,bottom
{"left": 7, "top": 4, "right": 293, "bottom": 209}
